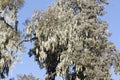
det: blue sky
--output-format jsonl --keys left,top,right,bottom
{"left": 104, "top": 0, "right": 120, "bottom": 49}
{"left": 9, "top": 0, "right": 120, "bottom": 80}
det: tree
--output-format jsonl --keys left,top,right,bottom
{"left": 0, "top": 0, "right": 24, "bottom": 79}
{"left": 17, "top": 74, "right": 41, "bottom": 80}
{"left": 26, "top": 0, "right": 120, "bottom": 80}
{"left": 0, "top": 0, "right": 120, "bottom": 80}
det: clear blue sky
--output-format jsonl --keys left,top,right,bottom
{"left": 9, "top": 0, "right": 120, "bottom": 80}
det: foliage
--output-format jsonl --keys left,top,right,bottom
{"left": 0, "top": 0, "right": 120, "bottom": 80}
{"left": 26, "top": 0, "right": 120, "bottom": 80}
{"left": 0, "top": 0, "right": 24, "bottom": 79}
{"left": 17, "top": 74, "right": 41, "bottom": 80}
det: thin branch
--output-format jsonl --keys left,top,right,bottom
{"left": 0, "top": 16, "right": 14, "bottom": 30}
{"left": 18, "top": 37, "right": 38, "bottom": 46}
{"left": 16, "top": 37, "right": 38, "bottom": 53}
